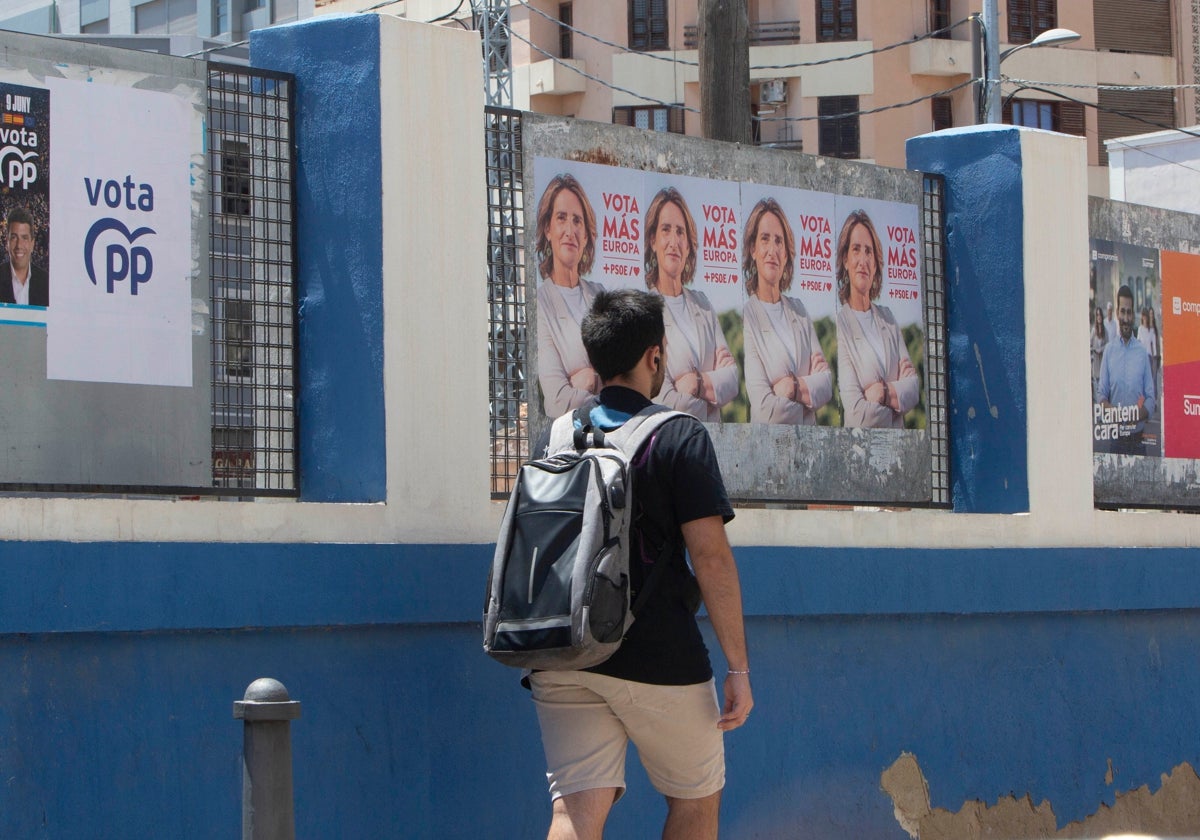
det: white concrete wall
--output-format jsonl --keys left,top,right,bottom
{"left": 1108, "top": 129, "right": 1200, "bottom": 215}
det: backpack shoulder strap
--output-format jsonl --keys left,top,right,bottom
{"left": 604, "top": 405, "right": 685, "bottom": 458}
{"left": 546, "top": 411, "right": 580, "bottom": 455}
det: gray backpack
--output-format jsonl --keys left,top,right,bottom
{"left": 483, "top": 404, "right": 682, "bottom": 671}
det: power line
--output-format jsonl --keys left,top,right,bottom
{"left": 752, "top": 17, "right": 973, "bottom": 72}
{"left": 1008, "top": 84, "right": 1200, "bottom": 141}
{"left": 1004, "top": 77, "right": 1200, "bottom": 93}
{"left": 1106, "top": 137, "right": 1200, "bottom": 179}
{"left": 184, "top": 38, "right": 249, "bottom": 58}
{"left": 1017, "top": 84, "right": 1200, "bottom": 180}
{"left": 504, "top": 23, "right": 699, "bottom": 111}
{"left": 511, "top": 0, "right": 973, "bottom": 73}
{"left": 755, "top": 78, "right": 978, "bottom": 122}
{"left": 506, "top": 26, "right": 980, "bottom": 128}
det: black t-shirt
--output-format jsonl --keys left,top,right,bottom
{"left": 537, "top": 386, "right": 735, "bottom": 685}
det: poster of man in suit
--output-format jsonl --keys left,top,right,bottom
{"left": 0, "top": 82, "right": 50, "bottom": 314}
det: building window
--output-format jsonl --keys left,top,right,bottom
{"left": 817, "top": 0, "right": 856, "bottom": 42}
{"left": 613, "top": 105, "right": 685, "bottom": 133}
{"left": 1097, "top": 88, "right": 1174, "bottom": 165}
{"left": 134, "top": 0, "right": 197, "bottom": 33}
{"left": 220, "top": 140, "right": 252, "bottom": 216}
{"left": 222, "top": 297, "right": 253, "bottom": 379}
{"left": 1005, "top": 99, "right": 1084, "bottom": 136}
{"left": 932, "top": 96, "right": 953, "bottom": 131}
{"left": 80, "top": 0, "right": 109, "bottom": 26}
{"left": 629, "top": 0, "right": 668, "bottom": 51}
{"left": 559, "top": 3, "right": 573, "bottom": 59}
{"left": 930, "top": 0, "right": 951, "bottom": 37}
{"left": 1094, "top": 0, "right": 1171, "bottom": 56}
{"left": 818, "top": 96, "right": 860, "bottom": 158}
{"left": 1007, "top": 0, "right": 1056, "bottom": 44}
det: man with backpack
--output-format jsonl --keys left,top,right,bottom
{"left": 528, "top": 289, "right": 752, "bottom": 840}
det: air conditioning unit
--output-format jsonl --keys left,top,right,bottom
{"left": 759, "top": 79, "right": 787, "bottom": 105}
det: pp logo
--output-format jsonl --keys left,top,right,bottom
{"left": 83, "top": 218, "right": 156, "bottom": 295}
{"left": 0, "top": 145, "right": 37, "bottom": 189}
{"left": 1174, "top": 296, "right": 1182, "bottom": 316}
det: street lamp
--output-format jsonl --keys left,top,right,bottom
{"left": 974, "top": 3, "right": 1081, "bottom": 124}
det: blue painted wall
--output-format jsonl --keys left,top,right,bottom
{"left": 251, "top": 15, "right": 387, "bottom": 503}
{"left": 3, "top": 543, "right": 1200, "bottom": 838}
{"left": 909, "top": 128, "right": 1029, "bottom": 514}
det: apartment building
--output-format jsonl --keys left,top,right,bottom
{"left": 0, "top": 0, "right": 312, "bottom": 44}
{"left": 506, "top": 0, "right": 1196, "bottom": 194}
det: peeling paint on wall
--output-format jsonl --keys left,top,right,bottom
{"left": 882, "top": 752, "right": 1200, "bottom": 839}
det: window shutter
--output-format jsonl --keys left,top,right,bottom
{"left": 649, "top": 0, "right": 668, "bottom": 49}
{"left": 1033, "top": 0, "right": 1056, "bottom": 37}
{"left": 1097, "top": 89, "right": 1175, "bottom": 165}
{"left": 668, "top": 106, "right": 685, "bottom": 134}
{"left": 1008, "top": 0, "right": 1033, "bottom": 43}
{"left": 1094, "top": 0, "right": 1171, "bottom": 56}
{"left": 839, "top": 0, "right": 857, "bottom": 39}
{"left": 612, "top": 107, "right": 633, "bottom": 127}
{"left": 629, "top": 0, "right": 647, "bottom": 49}
{"left": 932, "top": 96, "right": 953, "bottom": 131}
{"left": 819, "top": 96, "right": 860, "bottom": 158}
{"left": 1058, "top": 102, "right": 1085, "bottom": 136}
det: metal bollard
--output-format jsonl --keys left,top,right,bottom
{"left": 234, "top": 678, "right": 301, "bottom": 840}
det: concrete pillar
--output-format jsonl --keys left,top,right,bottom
{"left": 250, "top": 14, "right": 488, "bottom": 516}
{"left": 907, "top": 126, "right": 1090, "bottom": 519}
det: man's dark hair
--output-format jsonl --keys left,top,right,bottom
{"left": 581, "top": 289, "right": 665, "bottom": 382}
{"left": 6, "top": 206, "right": 34, "bottom": 231}
{"left": 1117, "top": 284, "right": 1134, "bottom": 306}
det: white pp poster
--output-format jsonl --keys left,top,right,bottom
{"left": 46, "top": 78, "right": 192, "bottom": 386}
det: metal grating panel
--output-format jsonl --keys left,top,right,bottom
{"left": 487, "top": 106, "right": 528, "bottom": 497}
{"left": 923, "top": 173, "right": 951, "bottom": 507}
{"left": 208, "top": 63, "right": 299, "bottom": 497}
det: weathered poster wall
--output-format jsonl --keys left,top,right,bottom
{"left": 0, "top": 33, "right": 209, "bottom": 488}
{"left": 1089, "top": 196, "right": 1200, "bottom": 508}
{"left": 525, "top": 115, "right": 933, "bottom": 504}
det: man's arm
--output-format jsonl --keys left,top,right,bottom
{"left": 1141, "top": 352, "right": 1156, "bottom": 419}
{"left": 682, "top": 515, "right": 753, "bottom": 731}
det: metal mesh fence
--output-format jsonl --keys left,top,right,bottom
{"left": 487, "top": 106, "right": 529, "bottom": 498}
{"left": 922, "top": 173, "right": 951, "bottom": 507}
{"left": 207, "top": 63, "right": 298, "bottom": 496}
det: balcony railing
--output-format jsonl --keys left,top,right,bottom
{"left": 683, "top": 20, "right": 801, "bottom": 49}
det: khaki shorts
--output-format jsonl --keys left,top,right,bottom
{"left": 529, "top": 670, "right": 724, "bottom": 801}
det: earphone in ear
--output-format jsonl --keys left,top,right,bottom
{"left": 653, "top": 355, "right": 661, "bottom": 370}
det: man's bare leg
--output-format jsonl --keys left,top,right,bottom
{"left": 547, "top": 787, "right": 620, "bottom": 840}
{"left": 663, "top": 790, "right": 721, "bottom": 840}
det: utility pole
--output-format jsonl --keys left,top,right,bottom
{"left": 982, "top": 0, "right": 1001, "bottom": 123}
{"left": 698, "top": 0, "right": 751, "bottom": 143}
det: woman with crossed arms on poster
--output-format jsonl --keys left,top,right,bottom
{"left": 535, "top": 173, "right": 604, "bottom": 418}
{"left": 740, "top": 198, "right": 832, "bottom": 424}
{"left": 834, "top": 209, "right": 920, "bottom": 428}
{"left": 644, "top": 187, "right": 738, "bottom": 421}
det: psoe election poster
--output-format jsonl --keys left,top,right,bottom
{"left": 524, "top": 116, "right": 934, "bottom": 505}
{"left": 46, "top": 78, "right": 192, "bottom": 387}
